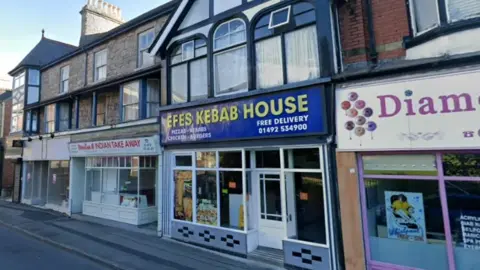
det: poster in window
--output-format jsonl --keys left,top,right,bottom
{"left": 385, "top": 191, "right": 427, "bottom": 242}
{"left": 460, "top": 214, "right": 480, "bottom": 250}
{"left": 174, "top": 171, "right": 193, "bottom": 221}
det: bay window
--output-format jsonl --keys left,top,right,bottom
{"left": 169, "top": 38, "right": 207, "bottom": 104}
{"left": 122, "top": 81, "right": 140, "bottom": 121}
{"left": 254, "top": 2, "right": 319, "bottom": 89}
{"left": 410, "top": 0, "right": 480, "bottom": 35}
{"left": 213, "top": 19, "right": 248, "bottom": 96}
{"left": 11, "top": 71, "right": 25, "bottom": 133}
{"left": 27, "top": 69, "right": 40, "bottom": 104}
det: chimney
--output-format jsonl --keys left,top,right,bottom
{"left": 79, "top": 0, "right": 124, "bottom": 45}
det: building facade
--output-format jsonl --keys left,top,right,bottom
{"left": 8, "top": 0, "right": 175, "bottom": 222}
{"left": 334, "top": 0, "right": 480, "bottom": 270}
{"left": 150, "top": 0, "right": 340, "bottom": 269}
{"left": 0, "top": 91, "right": 13, "bottom": 198}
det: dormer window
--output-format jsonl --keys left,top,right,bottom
{"left": 213, "top": 19, "right": 247, "bottom": 96}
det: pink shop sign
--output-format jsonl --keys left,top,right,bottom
{"left": 69, "top": 137, "right": 158, "bottom": 157}
{"left": 336, "top": 71, "right": 480, "bottom": 151}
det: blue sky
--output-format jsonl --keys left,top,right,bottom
{"left": 0, "top": 0, "right": 168, "bottom": 88}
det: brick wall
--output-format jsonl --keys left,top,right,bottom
{"left": 2, "top": 160, "right": 14, "bottom": 190}
{"left": 3, "top": 99, "right": 11, "bottom": 137}
{"left": 338, "top": 0, "right": 410, "bottom": 68}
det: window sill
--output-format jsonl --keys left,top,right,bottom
{"left": 22, "top": 118, "right": 157, "bottom": 140}
{"left": 404, "top": 17, "right": 480, "bottom": 49}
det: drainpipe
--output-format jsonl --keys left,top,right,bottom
{"left": 364, "top": 0, "right": 378, "bottom": 65}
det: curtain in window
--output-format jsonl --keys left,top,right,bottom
{"left": 123, "top": 82, "right": 140, "bottom": 121}
{"left": 147, "top": 80, "right": 160, "bottom": 117}
{"left": 214, "top": 46, "right": 248, "bottom": 95}
{"left": 256, "top": 36, "right": 283, "bottom": 89}
{"left": 171, "top": 64, "right": 188, "bottom": 104}
{"left": 190, "top": 58, "right": 208, "bottom": 101}
{"left": 285, "top": 26, "right": 320, "bottom": 84}
{"left": 59, "top": 104, "right": 70, "bottom": 131}
{"left": 412, "top": 0, "right": 439, "bottom": 32}
{"left": 448, "top": 0, "right": 480, "bottom": 21}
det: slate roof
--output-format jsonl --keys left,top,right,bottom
{"left": 0, "top": 90, "right": 12, "bottom": 101}
{"left": 9, "top": 37, "right": 77, "bottom": 75}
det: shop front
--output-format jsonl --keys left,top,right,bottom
{"left": 159, "top": 86, "right": 338, "bottom": 270}
{"left": 22, "top": 137, "right": 71, "bottom": 214}
{"left": 336, "top": 69, "right": 480, "bottom": 270}
{"left": 69, "top": 136, "right": 159, "bottom": 225}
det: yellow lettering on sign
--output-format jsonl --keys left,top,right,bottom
{"left": 220, "top": 107, "right": 230, "bottom": 122}
{"left": 204, "top": 110, "right": 211, "bottom": 124}
{"left": 212, "top": 109, "right": 219, "bottom": 123}
{"left": 167, "top": 115, "right": 173, "bottom": 128}
{"left": 298, "top": 94, "right": 308, "bottom": 112}
{"left": 271, "top": 98, "right": 283, "bottom": 116}
{"left": 230, "top": 106, "right": 238, "bottom": 121}
{"left": 255, "top": 101, "right": 269, "bottom": 118}
{"left": 285, "top": 96, "right": 297, "bottom": 114}
{"left": 244, "top": 103, "right": 254, "bottom": 119}
{"left": 185, "top": 113, "right": 193, "bottom": 126}
{"left": 196, "top": 111, "right": 204, "bottom": 125}
{"left": 179, "top": 113, "right": 185, "bottom": 126}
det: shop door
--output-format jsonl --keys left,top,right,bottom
{"left": 257, "top": 172, "right": 285, "bottom": 249}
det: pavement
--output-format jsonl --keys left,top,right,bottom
{"left": 0, "top": 224, "right": 108, "bottom": 270}
{"left": 0, "top": 201, "right": 283, "bottom": 270}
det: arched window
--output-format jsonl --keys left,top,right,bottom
{"left": 213, "top": 18, "right": 248, "bottom": 96}
{"left": 254, "top": 2, "right": 319, "bottom": 89}
{"left": 169, "top": 38, "right": 208, "bottom": 104}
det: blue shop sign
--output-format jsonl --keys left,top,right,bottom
{"left": 160, "top": 87, "right": 327, "bottom": 144}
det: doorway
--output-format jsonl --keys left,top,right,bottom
{"left": 257, "top": 172, "right": 284, "bottom": 249}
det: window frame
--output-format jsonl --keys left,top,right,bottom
{"left": 25, "top": 110, "right": 39, "bottom": 134}
{"left": 11, "top": 71, "right": 25, "bottom": 134}
{"left": 121, "top": 80, "right": 141, "bottom": 122}
{"left": 408, "top": 0, "right": 441, "bottom": 36}
{"left": 168, "top": 36, "right": 208, "bottom": 104}
{"left": 252, "top": 2, "right": 319, "bottom": 89}
{"left": 268, "top": 5, "right": 291, "bottom": 29}
{"left": 146, "top": 79, "right": 160, "bottom": 118}
{"left": 44, "top": 104, "right": 56, "bottom": 133}
{"left": 212, "top": 18, "right": 249, "bottom": 97}
{"left": 60, "top": 65, "right": 70, "bottom": 94}
{"left": 57, "top": 102, "right": 71, "bottom": 132}
{"left": 94, "top": 49, "right": 107, "bottom": 82}
{"left": 358, "top": 152, "right": 480, "bottom": 269}
{"left": 138, "top": 28, "right": 156, "bottom": 68}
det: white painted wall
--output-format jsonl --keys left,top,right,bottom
{"left": 179, "top": 0, "right": 210, "bottom": 30}
{"left": 407, "top": 28, "right": 480, "bottom": 60}
{"left": 213, "top": 0, "right": 242, "bottom": 15}
{"left": 23, "top": 137, "right": 70, "bottom": 161}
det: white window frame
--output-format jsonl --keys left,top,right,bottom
{"left": 181, "top": 40, "right": 195, "bottom": 62}
{"left": 268, "top": 5, "right": 292, "bottom": 29}
{"left": 60, "top": 65, "right": 69, "bottom": 94}
{"left": 408, "top": 0, "right": 441, "bottom": 36}
{"left": 146, "top": 79, "right": 160, "bottom": 118}
{"left": 94, "top": 49, "right": 107, "bottom": 82}
{"left": 213, "top": 19, "right": 247, "bottom": 51}
{"left": 45, "top": 104, "right": 56, "bottom": 133}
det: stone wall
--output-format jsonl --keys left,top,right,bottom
{"left": 41, "top": 53, "right": 87, "bottom": 101}
{"left": 79, "top": 96, "right": 93, "bottom": 129}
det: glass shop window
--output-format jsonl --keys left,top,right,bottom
{"left": 220, "top": 171, "right": 244, "bottom": 230}
{"left": 174, "top": 170, "right": 193, "bottom": 221}
{"left": 196, "top": 170, "right": 217, "bottom": 226}
{"left": 47, "top": 161, "right": 70, "bottom": 207}
{"left": 364, "top": 178, "right": 449, "bottom": 270}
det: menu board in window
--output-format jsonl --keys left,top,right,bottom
{"left": 385, "top": 191, "right": 427, "bottom": 242}
{"left": 460, "top": 215, "right": 480, "bottom": 250}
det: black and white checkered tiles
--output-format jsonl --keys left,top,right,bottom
{"left": 221, "top": 234, "right": 241, "bottom": 248}
{"left": 292, "top": 248, "right": 322, "bottom": 265}
{"left": 199, "top": 230, "right": 216, "bottom": 242}
{"left": 177, "top": 226, "right": 194, "bottom": 238}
